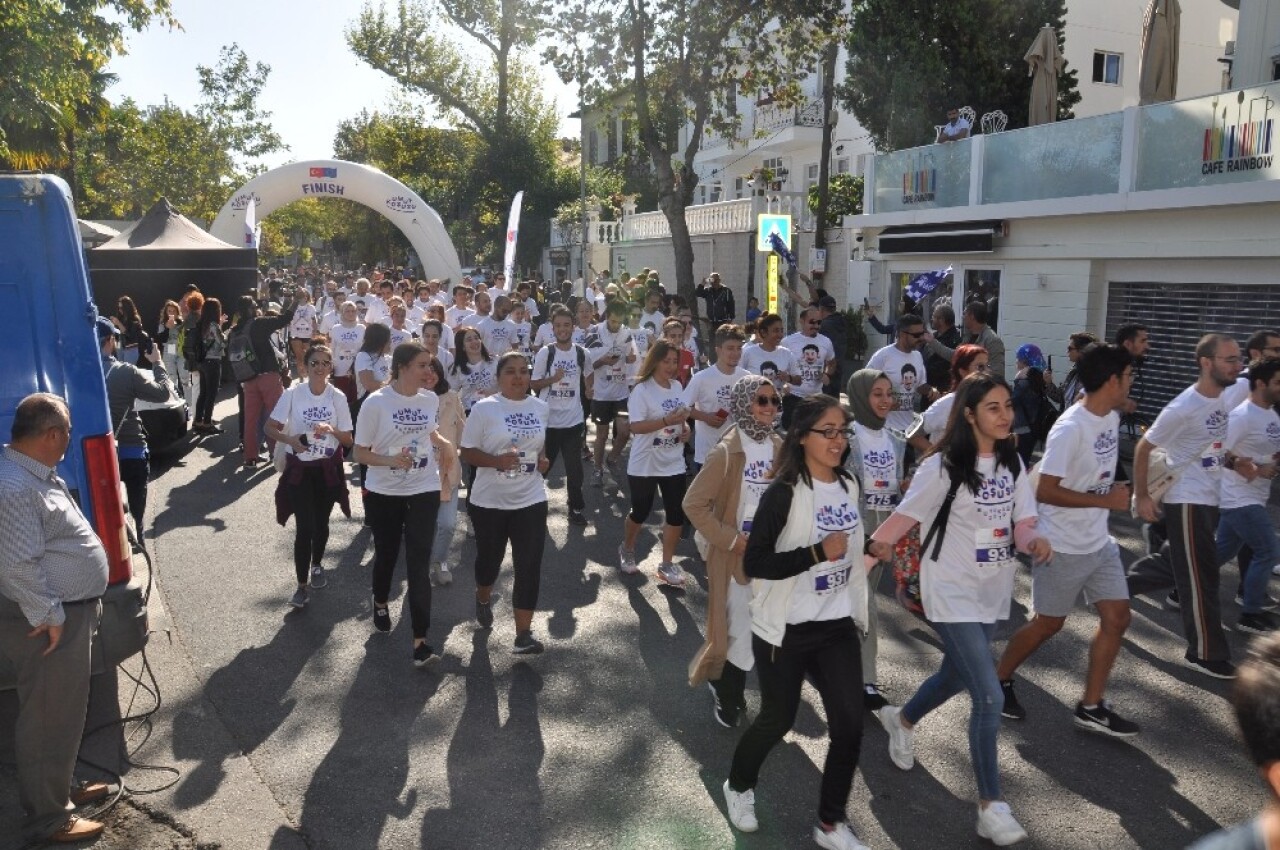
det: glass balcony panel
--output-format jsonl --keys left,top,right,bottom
{"left": 981, "top": 112, "right": 1124, "bottom": 203}
{"left": 872, "top": 139, "right": 972, "bottom": 212}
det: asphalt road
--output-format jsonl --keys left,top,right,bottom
{"left": 92, "top": 392, "right": 1277, "bottom": 848}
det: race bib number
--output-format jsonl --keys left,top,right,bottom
{"left": 1202, "top": 440, "right": 1224, "bottom": 471}
{"left": 865, "top": 491, "right": 899, "bottom": 510}
{"left": 813, "top": 563, "right": 852, "bottom": 595}
{"left": 512, "top": 449, "right": 536, "bottom": 475}
{"left": 975, "top": 527, "right": 1014, "bottom": 567}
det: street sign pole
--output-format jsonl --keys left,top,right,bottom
{"left": 767, "top": 254, "right": 779, "bottom": 314}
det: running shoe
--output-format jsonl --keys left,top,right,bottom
{"left": 976, "top": 801, "right": 1028, "bottom": 846}
{"left": 813, "top": 822, "right": 870, "bottom": 850}
{"left": 567, "top": 509, "right": 588, "bottom": 526}
{"left": 288, "top": 587, "right": 309, "bottom": 609}
{"left": 412, "top": 643, "right": 440, "bottom": 668}
{"left": 657, "top": 561, "right": 686, "bottom": 587}
{"left": 592, "top": 469, "right": 605, "bottom": 488}
{"left": 1237, "top": 611, "right": 1280, "bottom": 634}
{"left": 309, "top": 565, "right": 327, "bottom": 589}
{"left": 722, "top": 780, "right": 758, "bottom": 833}
{"left": 1073, "top": 701, "right": 1140, "bottom": 738}
{"left": 1183, "top": 654, "right": 1237, "bottom": 679}
{"left": 881, "top": 706, "right": 915, "bottom": 770}
{"left": 1000, "top": 679, "right": 1026, "bottom": 720}
{"left": 437, "top": 563, "right": 453, "bottom": 586}
{"left": 1234, "top": 593, "right": 1279, "bottom": 611}
{"left": 863, "top": 683, "right": 888, "bottom": 712}
{"left": 708, "top": 681, "right": 740, "bottom": 728}
{"left": 372, "top": 598, "right": 391, "bottom": 633}
{"left": 1164, "top": 590, "right": 1181, "bottom": 610}
{"left": 513, "top": 631, "right": 545, "bottom": 654}
{"left": 618, "top": 545, "right": 639, "bottom": 574}
{"left": 476, "top": 597, "right": 494, "bottom": 629}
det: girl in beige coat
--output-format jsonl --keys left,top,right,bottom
{"left": 684, "top": 374, "right": 783, "bottom": 727}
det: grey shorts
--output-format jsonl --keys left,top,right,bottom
{"left": 1030, "top": 539, "right": 1129, "bottom": 618}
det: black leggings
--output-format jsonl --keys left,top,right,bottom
{"left": 543, "top": 424, "right": 585, "bottom": 512}
{"left": 470, "top": 501, "right": 548, "bottom": 611}
{"left": 366, "top": 490, "right": 440, "bottom": 639}
{"left": 288, "top": 465, "right": 338, "bottom": 584}
{"left": 729, "top": 619, "right": 864, "bottom": 826}
{"left": 195, "top": 360, "right": 221, "bottom": 423}
{"left": 627, "top": 473, "right": 687, "bottom": 526}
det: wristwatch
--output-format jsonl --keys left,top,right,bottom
{"left": 864, "top": 537, "right": 877, "bottom": 556}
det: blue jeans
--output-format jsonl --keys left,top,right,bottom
{"left": 902, "top": 621, "right": 1002, "bottom": 801}
{"left": 1217, "top": 503, "right": 1279, "bottom": 615}
{"left": 431, "top": 485, "right": 460, "bottom": 565}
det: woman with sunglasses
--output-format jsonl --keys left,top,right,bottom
{"left": 685, "top": 375, "right": 783, "bottom": 728}
{"left": 459, "top": 352, "right": 551, "bottom": 654}
{"left": 620, "top": 340, "right": 693, "bottom": 585}
{"left": 916, "top": 344, "right": 990, "bottom": 448}
{"left": 844, "top": 368, "right": 911, "bottom": 715}
{"left": 867, "top": 373, "right": 1052, "bottom": 847}
{"left": 722, "top": 395, "right": 872, "bottom": 850}
{"left": 267, "top": 342, "right": 354, "bottom": 608}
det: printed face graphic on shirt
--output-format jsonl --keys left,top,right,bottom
{"left": 900, "top": 364, "right": 917, "bottom": 393}
{"left": 803, "top": 345, "right": 820, "bottom": 365}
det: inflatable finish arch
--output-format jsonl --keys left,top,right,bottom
{"left": 210, "top": 159, "right": 462, "bottom": 282}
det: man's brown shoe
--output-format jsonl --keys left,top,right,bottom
{"left": 48, "top": 815, "right": 104, "bottom": 843}
{"left": 70, "top": 782, "right": 110, "bottom": 806}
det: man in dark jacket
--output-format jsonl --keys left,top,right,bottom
{"left": 100, "top": 317, "right": 171, "bottom": 536}
{"left": 817, "top": 295, "right": 848, "bottom": 397}
{"left": 695, "top": 272, "right": 736, "bottom": 325}
{"left": 231, "top": 294, "right": 295, "bottom": 468}
{"left": 924, "top": 303, "right": 963, "bottom": 392}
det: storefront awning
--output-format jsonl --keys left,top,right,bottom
{"left": 876, "top": 220, "right": 1005, "bottom": 254}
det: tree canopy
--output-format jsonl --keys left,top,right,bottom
{"left": 840, "top": 0, "right": 1080, "bottom": 151}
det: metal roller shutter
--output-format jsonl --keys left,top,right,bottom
{"left": 1105, "top": 281, "right": 1280, "bottom": 422}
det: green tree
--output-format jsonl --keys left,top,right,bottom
{"left": 195, "top": 43, "right": 286, "bottom": 166}
{"left": 0, "top": 0, "right": 176, "bottom": 169}
{"left": 840, "top": 0, "right": 1080, "bottom": 151}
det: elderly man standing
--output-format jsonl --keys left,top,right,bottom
{"left": 0, "top": 394, "right": 110, "bottom": 843}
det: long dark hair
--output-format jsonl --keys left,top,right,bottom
{"left": 360, "top": 322, "right": 391, "bottom": 355}
{"left": 232, "top": 295, "right": 257, "bottom": 331}
{"left": 773, "top": 395, "right": 853, "bottom": 490}
{"left": 451, "top": 325, "right": 492, "bottom": 374}
{"left": 930, "top": 372, "right": 1021, "bottom": 494}
{"left": 426, "top": 355, "right": 451, "bottom": 395}
{"left": 117, "top": 295, "right": 140, "bottom": 326}
{"left": 197, "top": 298, "right": 221, "bottom": 337}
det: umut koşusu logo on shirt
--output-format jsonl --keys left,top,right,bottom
{"left": 301, "top": 405, "right": 332, "bottom": 422}
{"left": 816, "top": 501, "right": 859, "bottom": 532}
{"left": 977, "top": 475, "right": 1014, "bottom": 501}
{"left": 391, "top": 408, "right": 433, "bottom": 426}
{"left": 864, "top": 448, "right": 896, "bottom": 468}
{"left": 1205, "top": 410, "right": 1229, "bottom": 434}
{"left": 504, "top": 412, "right": 542, "bottom": 437}
{"left": 1093, "top": 429, "right": 1118, "bottom": 455}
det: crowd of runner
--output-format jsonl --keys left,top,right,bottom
{"left": 116, "top": 265, "right": 1280, "bottom": 850}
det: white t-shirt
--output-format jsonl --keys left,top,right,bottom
{"left": 289, "top": 304, "right": 317, "bottom": 341}
{"left": 628, "top": 326, "right": 653, "bottom": 386}
{"left": 406, "top": 299, "right": 433, "bottom": 325}
{"left": 787, "top": 478, "right": 859, "bottom": 624}
{"left": 318, "top": 310, "right": 340, "bottom": 336}
{"left": 866, "top": 344, "right": 927, "bottom": 434}
{"left": 1144, "top": 384, "right": 1231, "bottom": 506}
{"left": 444, "top": 306, "right": 474, "bottom": 330}
{"left": 388, "top": 326, "right": 418, "bottom": 350}
{"left": 572, "top": 325, "right": 591, "bottom": 347}
{"left": 1221, "top": 400, "right": 1280, "bottom": 509}
{"left": 269, "top": 382, "right": 351, "bottom": 462}
{"left": 451, "top": 358, "right": 497, "bottom": 412}
{"left": 354, "top": 386, "right": 442, "bottom": 496}
{"left": 428, "top": 347, "right": 454, "bottom": 374}
{"left": 477, "top": 316, "right": 518, "bottom": 355}
{"left": 586, "top": 323, "right": 635, "bottom": 403}
{"left": 511, "top": 320, "right": 533, "bottom": 354}
{"left": 461, "top": 395, "right": 549, "bottom": 510}
{"left": 897, "top": 453, "right": 1037, "bottom": 623}
{"left": 523, "top": 297, "right": 540, "bottom": 319}
{"left": 627, "top": 379, "right": 688, "bottom": 477}
{"left": 1036, "top": 403, "right": 1119, "bottom": 553}
{"left": 532, "top": 344, "right": 587, "bottom": 429}
{"left": 533, "top": 323, "right": 557, "bottom": 351}
{"left": 781, "top": 332, "right": 835, "bottom": 398}
{"left": 354, "top": 351, "right": 391, "bottom": 399}
{"left": 685, "top": 365, "right": 748, "bottom": 464}
{"left": 921, "top": 392, "right": 956, "bottom": 442}
{"left": 852, "top": 423, "right": 900, "bottom": 515}
{"left": 736, "top": 435, "right": 776, "bottom": 534}
{"left": 328, "top": 323, "right": 365, "bottom": 377}
{"left": 350, "top": 294, "right": 386, "bottom": 324}
{"left": 640, "top": 310, "right": 666, "bottom": 337}
{"left": 740, "top": 344, "right": 796, "bottom": 391}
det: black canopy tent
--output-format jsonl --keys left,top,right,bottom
{"left": 87, "top": 197, "right": 257, "bottom": 328}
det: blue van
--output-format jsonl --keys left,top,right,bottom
{"left": 0, "top": 174, "right": 148, "bottom": 688}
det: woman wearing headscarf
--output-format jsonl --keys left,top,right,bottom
{"left": 1012, "top": 343, "right": 1050, "bottom": 467}
{"left": 845, "top": 369, "right": 910, "bottom": 715}
{"left": 684, "top": 374, "right": 784, "bottom": 728}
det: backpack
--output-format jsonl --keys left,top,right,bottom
{"left": 1032, "top": 393, "right": 1061, "bottom": 444}
{"left": 227, "top": 324, "right": 261, "bottom": 383}
{"left": 538, "top": 343, "right": 589, "bottom": 408}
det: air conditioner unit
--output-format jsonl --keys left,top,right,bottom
{"left": 1225, "top": 40, "right": 1235, "bottom": 56}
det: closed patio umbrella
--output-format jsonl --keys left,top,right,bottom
{"left": 1024, "top": 24, "right": 1064, "bottom": 126}
{"left": 1139, "top": 0, "right": 1180, "bottom": 105}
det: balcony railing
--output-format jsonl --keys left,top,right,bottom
{"left": 864, "top": 80, "right": 1280, "bottom": 215}
{"left": 753, "top": 99, "right": 824, "bottom": 134}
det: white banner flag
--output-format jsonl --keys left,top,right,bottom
{"left": 503, "top": 191, "right": 523, "bottom": 287}
{"left": 243, "top": 197, "right": 259, "bottom": 249}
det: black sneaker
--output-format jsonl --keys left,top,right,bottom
{"left": 708, "top": 682, "right": 740, "bottom": 728}
{"left": 372, "top": 598, "right": 391, "bottom": 633}
{"left": 1074, "top": 701, "right": 1140, "bottom": 738}
{"left": 513, "top": 631, "right": 545, "bottom": 654}
{"left": 1183, "top": 655, "right": 1237, "bottom": 679}
{"left": 567, "top": 509, "right": 588, "bottom": 526}
{"left": 1234, "top": 593, "right": 1279, "bottom": 611}
{"left": 1164, "top": 590, "right": 1181, "bottom": 610}
{"left": 863, "top": 683, "right": 889, "bottom": 712}
{"left": 1000, "top": 679, "right": 1026, "bottom": 720}
{"left": 476, "top": 597, "right": 494, "bottom": 629}
{"left": 1237, "top": 611, "right": 1280, "bottom": 634}
{"left": 412, "top": 643, "right": 440, "bottom": 667}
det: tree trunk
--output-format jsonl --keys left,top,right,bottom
{"left": 813, "top": 41, "right": 838, "bottom": 263}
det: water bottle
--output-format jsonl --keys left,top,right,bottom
{"left": 504, "top": 437, "right": 520, "bottom": 479}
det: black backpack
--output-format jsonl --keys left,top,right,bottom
{"left": 227, "top": 324, "right": 261, "bottom": 383}
{"left": 538, "top": 343, "right": 589, "bottom": 409}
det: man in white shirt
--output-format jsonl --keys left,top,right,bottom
{"left": 780, "top": 307, "right": 836, "bottom": 428}
{"left": 318, "top": 291, "right": 347, "bottom": 336}
{"left": 444, "top": 285, "right": 475, "bottom": 331}
{"left": 740, "top": 312, "right": 798, "bottom": 396}
{"left": 530, "top": 306, "right": 593, "bottom": 525}
{"left": 349, "top": 277, "right": 386, "bottom": 325}
{"left": 996, "top": 344, "right": 1140, "bottom": 735}
{"left": 936, "top": 106, "right": 971, "bottom": 143}
{"left": 477, "top": 295, "right": 518, "bottom": 354}
{"left": 640, "top": 290, "right": 666, "bottom": 337}
{"left": 684, "top": 324, "right": 748, "bottom": 471}
{"left": 867, "top": 313, "right": 929, "bottom": 435}
{"left": 1216, "top": 358, "right": 1280, "bottom": 635}
{"left": 1128, "top": 333, "right": 1244, "bottom": 679}
{"left": 585, "top": 300, "right": 636, "bottom": 484}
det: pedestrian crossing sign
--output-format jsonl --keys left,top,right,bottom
{"left": 756, "top": 214, "right": 792, "bottom": 252}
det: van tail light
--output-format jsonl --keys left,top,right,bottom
{"left": 83, "top": 434, "right": 132, "bottom": 585}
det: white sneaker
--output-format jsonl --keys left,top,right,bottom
{"left": 657, "top": 561, "right": 685, "bottom": 587}
{"left": 723, "top": 780, "right": 758, "bottom": 832}
{"left": 880, "top": 706, "right": 915, "bottom": 770}
{"left": 813, "top": 821, "right": 870, "bottom": 850}
{"left": 437, "top": 562, "right": 453, "bottom": 586}
{"left": 618, "top": 545, "right": 639, "bottom": 574}
{"left": 976, "top": 801, "right": 1028, "bottom": 846}
{"left": 1273, "top": 563, "right": 1280, "bottom": 577}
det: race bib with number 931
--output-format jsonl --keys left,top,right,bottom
{"left": 975, "top": 526, "right": 1014, "bottom": 567}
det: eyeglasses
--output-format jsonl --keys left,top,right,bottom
{"left": 754, "top": 395, "right": 782, "bottom": 407}
{"left": 1215, "top": 356, "right": 1243, "bottom": 364}
{"left": 902, "top": 330, "right": 926, "bottom": 338}
{"left": 808, "top": 426, "right": 853, "bottom": 441}
{"left": 308, "top": 360, "right": 332, "bottom": 367}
